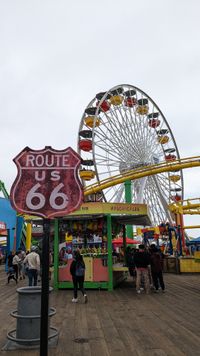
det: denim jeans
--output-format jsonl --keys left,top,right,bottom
{"left": 136, "top": 268, "right": 150, "bottom": 293}
{"left": 72, "top": 276, "right": 85, "bottom": 298}
{"left": 27, "top": 269, "right": 38, "bottom": 286}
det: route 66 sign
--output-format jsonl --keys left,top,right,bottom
{"left": 10, "top": 146, "right": 83, "bottom": 218}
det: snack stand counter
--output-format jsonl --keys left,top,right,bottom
{"left": 53, "top": 202, "right": 151, "bottom": 291}
{"left": 179, "top": 252, "right": 200, "bottom": 273}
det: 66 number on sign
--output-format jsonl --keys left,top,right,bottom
{"left": 26, "top": 182, "right": 68, "bottom": 211}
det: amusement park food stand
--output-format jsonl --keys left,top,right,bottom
{"left": 53, "top": 202, "right": 151, "bottom": 291}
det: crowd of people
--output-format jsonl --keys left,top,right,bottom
{"left": 6, "top": 246, "right": 87, "bottom": 304}
{"left": 5, "top": 242, "right": 165, "bottom": 300}
{"left": 6, "top": 246, "right": 41, "bottom": 286}
{"left": 125, "top": 244, "right": 165, "bottom": 294}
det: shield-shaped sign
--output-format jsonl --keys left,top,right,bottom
{"left": 10, "top": 146, "right": 83, "bottom": 218}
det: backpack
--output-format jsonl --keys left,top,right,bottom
{"left": 75, "top": 261, "right": 85, "bottom": 277}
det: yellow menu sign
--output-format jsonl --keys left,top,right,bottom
{"left": 68, "top": 202, "right": 148, "bottom": 216}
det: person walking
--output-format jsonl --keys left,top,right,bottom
{"left": 12, "top": 251, "right": 21, "bottom": 282}
{"left": 150, "top": 245, "right": 165, "bottom": 292}
{"left": 125, "top": 246, "right": 136, "bottom": 279}
{"left": 19, "top": 250, "right": 26, "bottom": 280}
{"left": 23, "top": 246, "right": 40, "bottom": 286}
{"left": 70, "top": 250, "right": 88, "bottom": 303}
{"left": 0, "top": 250, "right": 3, "bottom": 265}
{"left": 134, "top": 244, "right": 151, "bottom": 294}
{"left": 7, "top": 251, "right": 17, "bottom": 284}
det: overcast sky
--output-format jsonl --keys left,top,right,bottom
{"left": 1, "top": 0, "right": 200, "bottom": 237}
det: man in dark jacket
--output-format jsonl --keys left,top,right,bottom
{"left": 134, "top": 244, "right": 151, "bottom": 294}
{"left": 125, "top": 247, "right": 136, "bottom": 278}
{"left": 150, "top": 245, "right": 165, "bottom": 292}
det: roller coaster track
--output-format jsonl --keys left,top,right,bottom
{"left": 84, "top": 155, "right": 200, "bottom": 196}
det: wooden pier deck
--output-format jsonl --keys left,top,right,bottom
{"left": 0, "top": 266, "right": 200, "bottom": 356}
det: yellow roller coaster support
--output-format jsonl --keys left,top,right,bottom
{"left": 26, "top": 222, "right": 32, "bottom": 252}
{"left": 169, "top": 197, "right": 200, "bottom": 215}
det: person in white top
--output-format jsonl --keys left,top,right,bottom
{"left": 23, "top": 246, "right": 40, "bottom": 286}
{"left": 12, "top": 251, "right": 21, "bottom": 281}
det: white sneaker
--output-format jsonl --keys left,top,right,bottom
{"left": 137, "top": 290, "right": 141, "bottom": 294}
{"left": 84, "top": 294, "right": 88, "bottom": 303}
{"left": 72, "top": 298, "right": 78, "bottom": 303}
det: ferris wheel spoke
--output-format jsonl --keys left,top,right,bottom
{"left": 112, "top": 102, "right": 137, "bottom": 138}
{"left": 101, "top": 117, "right": 129, "bottom": 147}
{"left": 150, "top": 176, "right": 173, "bottom": 222}
{"left": 97, "top": 167, "right": 122, "bottom": 177}
{"left": 111, "top": 104, "right": 146, "bottom": 158}
{"left": 153, "top": 175, "right": 170, "bottom": 202}
{"left": 156, "top": 173, "right": 170, "bottom": 188}
{"left": 103, "top": 108, "right": 138, "bottom": 153}
{"left": 95, "top": 129, "right": 132, "bottom": 159}
{"left": 95, "top": 126, "right": 142, "bottom": 166}
{"left": 94, "top": 148, "right": 122, "bottom": 163}
{"left": 144, "top": 183, "right": 166, "bottom": 223}
{"left": 104, "top": 106, "right": 143, "bottom": 157}
{"left": 95, "top": 161, "right": 121, "bottom": 168}
{"left": 95, "top": 118, "right": 133, "bottom": 156}
{"left": 95, "top": 140, "right": 125, "bottom": 160}
{"left": 144, "top": 188, "right": 162, "bottom": 223}
{"left": 94, "top": 156, "right": 121, "bottom": 166}
{"left": 106, "top": 184, "right": 124, "bottom": 202}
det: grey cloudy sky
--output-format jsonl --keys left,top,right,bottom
{"left": 1, "top": 0, "right": 200, "bottom": 236}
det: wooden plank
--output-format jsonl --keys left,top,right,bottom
{"left": 0, "top": 266, "right": 200, "bottom": 355}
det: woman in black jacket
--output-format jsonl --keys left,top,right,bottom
{"left": 70, "top": 250, "right": 88, "bottom": 303}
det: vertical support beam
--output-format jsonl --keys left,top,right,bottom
{"left": 40, "top": 218, "right": 50, "bottom": 356}
{"left": 53, "top": 219, "right": 59, "bottom": 290}
{"left": 107, "top": 214, "right": 113, "bottom": 291}
{"left": 16, "top": 216, "right": 24, "bottom": 250}
{"left": 176, "top": 213, "right": 185, "bottom": 252}
{"left": 168, "top": 227, "right": 173, "bottom": 255}
{"left": 122, "top": 225, "right": 127, "bottom": 265}
{"left": 124, "top": 180, "right": 133, "bottom": 238}
{"left": 177, "top": 225, "right": 182, "bottom": 256}
{"left": 26, "top": 221, "right": 32, "bottom": 252}
{"left": 179, "top": 213, "right": 185, "bottom": 249}
{"left": 6, "top": 229, "right": 11, "bottom": 272}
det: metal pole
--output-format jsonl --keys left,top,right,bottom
{"left": 26, "top": 221, "right": 32, "bottom": 252}
{"left": 124, "top": 180, "right": 133, "bottom": 238}
{"left": 168, "top": 227, "right": 173, "bottom": 255}
{"left": 107, "top": 214, "right": 113, "bottom": 291}
{"left": 53, "top": 219, "right": 59, "bottom": 290}
{"left": 177, "top": 225, "right": 182, "bottom": 256}
{"left": 40, "top": 218, "right": 50, "bottom": 356}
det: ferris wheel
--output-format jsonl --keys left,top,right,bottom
{"left": 78, "top": 84, "right": 184, "bottom": 226}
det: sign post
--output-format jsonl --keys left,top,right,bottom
{"left": 40, "top": 218, "right": 50, "bottom": 355}
{"left": 10, "top": 146, "right": 83, "bottom": 356}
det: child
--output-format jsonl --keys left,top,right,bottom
{"left": 7, "top": 266, "right": 17, "bottom": 284}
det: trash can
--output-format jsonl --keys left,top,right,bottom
{"left": 7, "top": 286, "right": 58, "bottom": 346}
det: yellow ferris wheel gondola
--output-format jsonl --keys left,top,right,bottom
{"left": 79, "top": 169, "right": 96, "bottom": 181}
